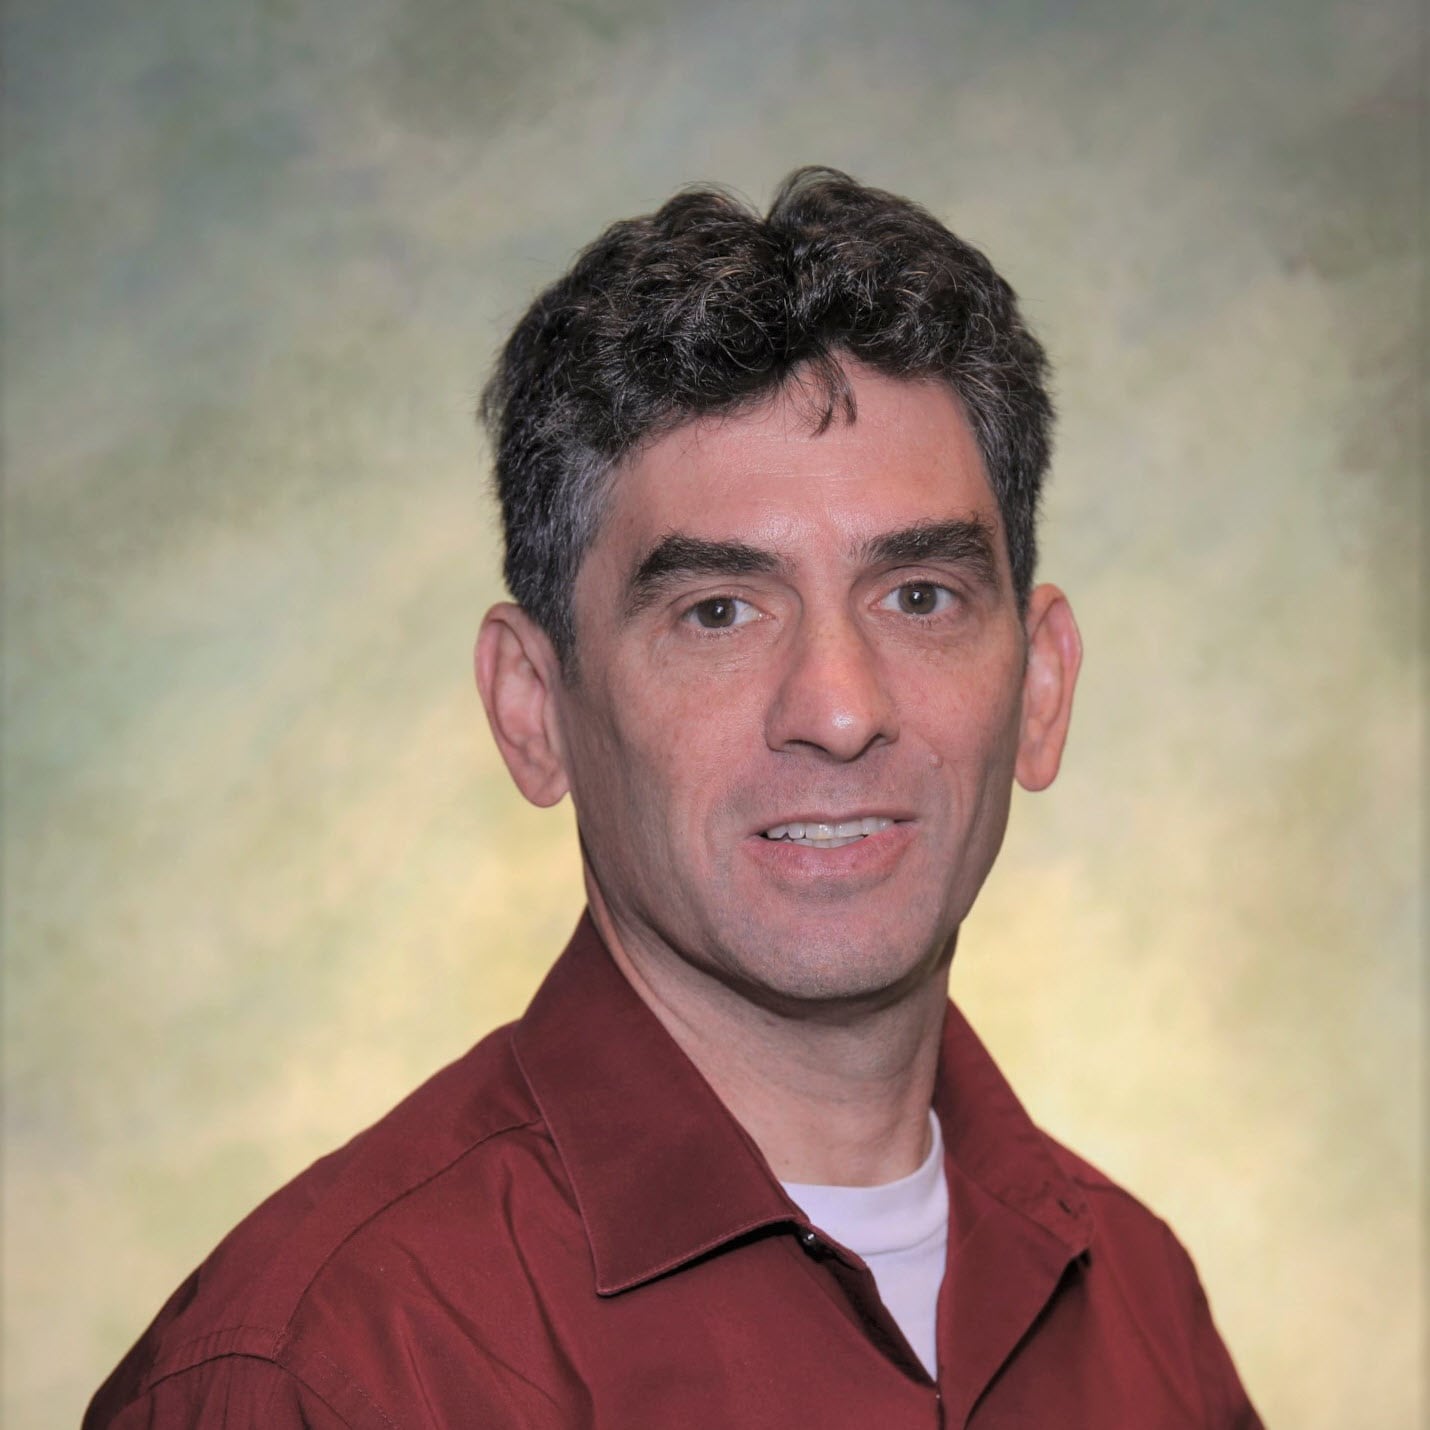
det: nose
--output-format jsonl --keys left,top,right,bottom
{"left": 764, "top": 611, "right": 899, "bottom": 761}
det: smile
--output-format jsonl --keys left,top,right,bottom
{"left": 761, "top": 816, "right": 895, "bottom": 849}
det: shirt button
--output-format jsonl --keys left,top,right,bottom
{"left": 798, "top": 1229, "right": 823, "bottom": 1254}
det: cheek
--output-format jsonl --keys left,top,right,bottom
{"left": 909, "top": 661, "right": 1024, "bottom": 762}
{"left": 623, "top": 672, "right": 760, "bottom": 781}
{"left": 568, "top": 682, "right": 741, "bottom": 841}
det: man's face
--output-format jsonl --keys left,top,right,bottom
{"left": 540, "top": 364, "right": 1069, "bottom": 1012}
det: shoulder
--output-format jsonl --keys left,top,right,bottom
{"left": 1039, "top": 1133, "right": 1263, "bottom": 1426}
{"left": 1043, "top": 1135, "right": 1164, "bottom": 1222}
{"left": 84, "top": 1353, "right": 379, "bottom": 1430}
{"left": 87, "top": 1020, "right": 555, "bottom": 1425}
{"left": 1042, "top": 1133, "right": 1204, "bottom": 1282}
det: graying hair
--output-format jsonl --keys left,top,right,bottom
{"left": 480, "top": 166, "right": 1054, "bottom": 668}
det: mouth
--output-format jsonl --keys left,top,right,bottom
{"left": 760, "top": 816, "right": 896, "bottom": 850}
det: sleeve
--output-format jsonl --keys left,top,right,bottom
{"left": 83, "top": 1356, "right": 365, "bottom": 1430}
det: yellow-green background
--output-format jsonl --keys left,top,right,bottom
{"left": 3, "top": 1, "right": 1421, "bottom": 1425}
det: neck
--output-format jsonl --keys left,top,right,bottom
{"left": 588, "top": 899, "right": 949, "bottom": 1188}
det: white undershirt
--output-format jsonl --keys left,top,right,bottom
{"left": 780, "top": 1111, "right": 948, "bottom": 1378}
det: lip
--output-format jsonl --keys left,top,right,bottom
{"left": 749, "top": 810, "right": 915, "bottom": 836}
{"left": 741, "top": 817, "right": 915, "bottom": 887}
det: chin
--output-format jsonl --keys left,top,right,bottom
{"left": 717, "top": 926, "right": 948, "bottom": 1013}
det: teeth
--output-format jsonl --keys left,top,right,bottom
{"left": 762, "top": 816, "right": 893, "bottom": 846}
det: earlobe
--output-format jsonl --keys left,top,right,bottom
{"left": 1014, "top": 584, "right": 1082, "bottom": 793}
{"left": 475, "top": 604, "right": 571, "bottom": 808}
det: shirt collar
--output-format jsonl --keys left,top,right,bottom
{"left": 511, "top": 913, "right": 797, "bottom": 1294}
{"left": 934, "top": 1001, "right": 1092, "bottom": 1254}
{"left": 512, "top": 914, "right": 1090, "bottom": 1295}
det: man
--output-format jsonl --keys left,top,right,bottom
{"left": 87, "top": 168, "right": 1261, "bottom": 1427}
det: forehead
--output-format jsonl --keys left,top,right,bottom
{"left": 593, "top": 366, "right": 1001, "bottom": 561}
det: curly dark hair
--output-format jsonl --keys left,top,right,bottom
{"left": 480, "top": 166, "right": 1054, "bottom": 666}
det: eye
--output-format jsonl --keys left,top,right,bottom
{"left": 881, "top": 581, "right": 955, "bottom": 616}
{"left": 683, "top": 595, "right": 755, "bottom": 630}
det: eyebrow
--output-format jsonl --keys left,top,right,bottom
{"left": 860, "top": 517, "right": 1001, "bottom": 588}
{"left": 623, "top": 515, "right": 1002, "bottom": 618}
{"left": 625, "top": 533, "right": 787, "bottom": 615}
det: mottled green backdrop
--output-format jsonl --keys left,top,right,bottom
{"left": 3, "top": 1, "right": 1421, "bottom": 1425}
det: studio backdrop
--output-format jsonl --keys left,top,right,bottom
{"left": 3, "top": 1, "right": 1421, "bottom": 1426}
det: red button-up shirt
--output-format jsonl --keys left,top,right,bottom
{"left": 86, "top": 916, "right": 1262, "bottom": 1428}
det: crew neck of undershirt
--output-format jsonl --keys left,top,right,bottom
{"left": 780, "top": 1111, "right": 949, "bottom": 1378}
{"left": 780, "top": 1110, "right": 946, "bottom": 1254}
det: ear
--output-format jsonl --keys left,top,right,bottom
{"left": 475, "top": 603, "right": 570, "bottom": 808}
{"left": 1015, "top": 583, "right": 1082, "bottom": 793}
